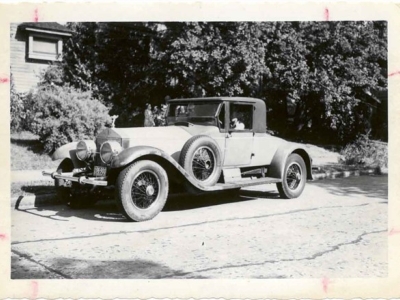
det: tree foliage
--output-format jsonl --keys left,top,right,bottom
{"left": 59, "top": 21, "right": 387, "bottom": 144}
{"left": 263, "top": 21, "right": 387, "bottom": 143}
{"left": 10, "top": 73, "right": 27, "bottom": 132}
{"left": 24, "top": 65, "right": 111, "bottom": 153}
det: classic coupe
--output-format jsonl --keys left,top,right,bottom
{"left": 43, "top": 97, "right": 313, "bottom": 221}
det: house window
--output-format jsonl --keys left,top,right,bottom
{"left": 28, "top": 34, "right": 62, "bottom": 61}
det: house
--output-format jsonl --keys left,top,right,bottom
{"left": 10, "top": 22, "right": 73, "bottom": 93}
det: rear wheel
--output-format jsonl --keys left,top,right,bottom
{"left": 277, "top": 154, "right": 306, "bottom": 199}
{"left": 115, "top": 160, "right": 169, "bottom": 222}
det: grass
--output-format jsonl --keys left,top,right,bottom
{"left": 11, "top": 131, "right": 59, "bottom": 171}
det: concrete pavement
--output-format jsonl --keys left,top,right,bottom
{"left": 11, "top": 176, "right": 388, "bottom": 280}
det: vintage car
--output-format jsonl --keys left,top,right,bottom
{"left": 43, "top": 97, "right": 313, "bottom": 222}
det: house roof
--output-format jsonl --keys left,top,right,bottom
{"left": 19, "top": 22, "right": 73, "bottom": 34}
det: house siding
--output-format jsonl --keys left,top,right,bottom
{"left": 10, "top": 23, "right": 52, "bottom": 93}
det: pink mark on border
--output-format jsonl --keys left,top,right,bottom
{"left": 322, "top": 277, "right": 330, "bottom": 293}
{"left": 31, "top": 281, "right": 39, "bottom": 299}
{"left": 0, "top": 233, "right": 7, "bottom": 240}
{"left": 324, "top": 8, "right": 330, "bottom": 21}
{"left": 34, "top": 8, "right": 39, "bottom": 22}
{"left": 389, "top": 228, "right": 400, "bottom": 236}
{"left": 389, "top": 71, "right": 400, "bottom": 77}
{"left": 0, "top": 77, "right": 9, "bottom": 83}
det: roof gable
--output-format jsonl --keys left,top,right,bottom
{"left": 19, "top": 22, "right": 73, "bottom": 34}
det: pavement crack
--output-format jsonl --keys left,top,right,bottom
{"left": 161, "top": 229, "right": 386, "bottom": 278}
{"left": 12, "top": 249, "right": 72, "bottom": 279}
{"left": 12, "top": 202, "right": 376, "bottom": 245}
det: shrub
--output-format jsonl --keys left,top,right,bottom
{"left": 10, "top": 74, "right": 29, "bottom": 132}
{"left": 340, "top": 133, "right": 388, "bottom": 168}
{"left": 27, "top": 85, "right": 111, "bottom": 153}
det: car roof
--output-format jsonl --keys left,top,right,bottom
{"left": 167, "top": 97, "right": 264, "bottom": 104}
{"left": 168, "top": 97, "right": 267, "bottom": 133}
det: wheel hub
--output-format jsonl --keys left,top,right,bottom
{"left": 146, "top": 185, "right": 155, "bottom": 196}
{"left": 286, "top": 163, "right": 302, "bottom": 190}
{"left": 204, "top": 160, "right": 211, "bottom": 169}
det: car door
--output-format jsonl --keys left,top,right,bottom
{"left": 223, "top": 102, "right": 254, "bottom": 166}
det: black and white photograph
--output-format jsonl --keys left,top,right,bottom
{"left": 1, "top": 2, "right": 399, "bottom": 299}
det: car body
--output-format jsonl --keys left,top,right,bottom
{"left": 43, "top": 97, "right": 313, "bottom": 221}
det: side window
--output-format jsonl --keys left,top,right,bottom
{"left": 218, "top": 103, "right": 225, "bottom": 130}
{"left": 230, "top": 103, "right": 253, "bottom": 130}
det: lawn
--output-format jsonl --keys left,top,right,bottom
{"left": 11, "top": 131, "right": 59, "bottom": 171}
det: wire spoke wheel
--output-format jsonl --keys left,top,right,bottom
{"left": 191, "top": 146, "right": 215, "bottom": 181}
{"left": 116, "top": 160, "right": 169, "bottom": 222}
{"left": 131, "top": 170, "right": 160, "bottom": 209}
{"left": 286, "top": 163, "right": 302, "bottom": 190}
{"left": 179, "top": 135, "right": 222, "bottom": 191}
{"left": 277, "top": 154, "right": 307, "bottom": 199}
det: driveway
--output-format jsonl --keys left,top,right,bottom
{"left": 11, "top": 175, "right": 388, "bottom": 279}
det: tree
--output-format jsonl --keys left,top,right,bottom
{"left": 261, "top": 21, "right": 387, "bottom": 144}
{"left": 156, "top": 22, "right": 268, "bottom": 98}
{"left": 62, "top": 22, "right": 163, "bottom": 126}
{"left": 59, "top": 21, "right": 387, "bottom": 143}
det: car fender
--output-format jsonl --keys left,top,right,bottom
{"left": 52, "top": 142, "right": 86, "bottom": 169}
{"left": 268, "top": 143, "right": 313, "bottom": 180}
{"left": 110, "top": 145, "right": 210, "bottom": 190}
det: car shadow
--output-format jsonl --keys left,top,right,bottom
{"left": 163, "top": 189, "right": 281, "bottom": 211}
{"left": 17, "top": 200, "right": 125, "bottom": 222}
{"left": 16, "top": 189, "right": 281, "bottom": 223}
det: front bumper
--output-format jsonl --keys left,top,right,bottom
{"left": 42, "top": 171, "right": 108, "bottom": 186}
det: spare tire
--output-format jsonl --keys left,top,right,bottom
{"left": 179, "top": 135, "right": 222, "bottom": 187}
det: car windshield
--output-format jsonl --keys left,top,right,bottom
{"left": 167, "top": 102, "right": 221, "bottom": 126}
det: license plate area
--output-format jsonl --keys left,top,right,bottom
{"left": 94, "top": 166, "right": 107, "bottom": 177}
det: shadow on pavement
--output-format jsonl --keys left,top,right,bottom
{"left": 17, "top": 201, "right": 126, "bottom": 222}
{"left": 163, "top": 189, "right": 279, "bottom": 211}
{"left": 17, "top": 189, "right": 281, "bottom": 223}
{"left": 310, "top": 175, "right": 388, "bottom": 200}
{"left": 12, "top": 256, "right": 199, "bottom": 279}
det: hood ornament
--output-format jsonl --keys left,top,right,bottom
{"left": 110, "top": 115, "right": 119, "bottom": 128}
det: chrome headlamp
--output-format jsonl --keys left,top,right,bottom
{"left": 76, "top": 140, "right": 96, "bottom": 161}
{"left": 100, "top": 140, "right": 122, "bottom": 164}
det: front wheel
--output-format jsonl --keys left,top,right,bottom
{"left": 115, "top": 160, "right": 169, "bottom": 222}
{"left": 277, "top": 154, "right": 306, "bottom": 199}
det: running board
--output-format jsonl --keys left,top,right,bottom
{"left": 201, "top": 177, "right": 282, "bottom": 191}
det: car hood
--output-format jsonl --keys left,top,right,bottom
{"left": 97, "top": 126, "right": 213, "bottom": 159}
